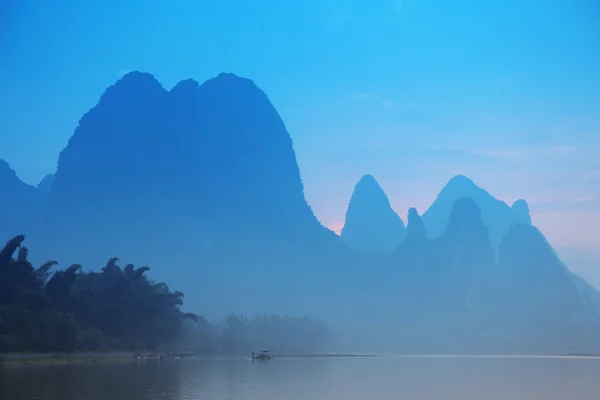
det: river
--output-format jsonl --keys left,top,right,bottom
{"left": 2, "top": 356, "right": 600, "bottom": 399}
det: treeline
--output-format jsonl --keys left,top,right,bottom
{"left": 0, "top": 235, "right": 334, "bottom": 355}
{"left": 0, "top": 235, "right": 195, "bottom": 353}
{"left": 178, "top": 314, "right": 334, "bottom": 356}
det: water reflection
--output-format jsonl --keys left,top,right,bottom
{"left": 2, "top": 356, "right": 600, "bottom": 400}
{"left": 1, "top": 360, "right": 191, "bottom": 400}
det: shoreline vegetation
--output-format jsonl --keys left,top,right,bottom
{"left": 0, "top": 236, "right": 333, "bottom": 358}
{"left": 3, "top": 352, "right": 600, "bottom": 368}
{"left": 0, "top": 352, "right": 378, "bottom": 367}
{"left": 0, "top": 235, "right": 196, "bottom": 354}
{"left": 4, "top": 237, "right": 600, "bottom": 364}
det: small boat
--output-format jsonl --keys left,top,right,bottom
{"left": 250, "top": 350, "right": 272, "bottom": 360}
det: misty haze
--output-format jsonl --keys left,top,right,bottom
{"left": 1, "top": 0, "right": 600, "bottom": 399}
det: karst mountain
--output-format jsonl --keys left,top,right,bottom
{"left": 3, "top": 71, "right": 600, "bottom": 354}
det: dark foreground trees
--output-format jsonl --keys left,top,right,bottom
{"left": 0, "top": 235, "right": 335, "bottom": 355}
{"left": 0, "top": 235, "right": 195, "bottom": 352}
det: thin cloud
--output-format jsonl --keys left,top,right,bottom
{"left": 529, "top": 197, "right": 600, "bottom": 216}
{"left": 463, "top": 144, "right": 578, "bottom": 160}
{"left": 528, "top": 196, "right": 600, "bottom": 206}
{"left": 532, "top": 212, "right": 600, "bottom": 218}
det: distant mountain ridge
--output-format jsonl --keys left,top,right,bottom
{"left": 0, "top": 159, "right": 42, "bottom": 243}
{"left": 2, "top": 70, "right": 600, "bottom": 355}
{"left": 559, "top": 247, "right": 600, "bottom": 290}
{"left": 421, "top": 175, "right": 530, "bottom": 249}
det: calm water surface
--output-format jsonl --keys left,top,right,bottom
{"left": 2, "top": 356, "right": 600, "bottom": 400}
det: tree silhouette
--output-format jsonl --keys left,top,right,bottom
{"left": 1, "top": 234, "right": 330, "bottom": 355}
{"left": 0, "top": 235, "right": 195, "bottom": 352}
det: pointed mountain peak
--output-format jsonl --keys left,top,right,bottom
{"left": 353, "top": 174, "right": 386, "bottom": 196}
{"left": 170, "top": 78, "right": 201, "bottom": 96}
{"left": 511, "top": 199, "right": 532, "bottom": 224}
{"left": 430, "top": 175, "right": 493, "bottom": 218}
{"left": 448, "top": 174, "right": 475, "bottom": 185}
{"left": 201, "top": 72, "right": 259, "bottom": 93}
{"left": 343, "top": 174, "right": 396, "bottom": 213}
{"left": 118, "top": 71, "right": 161, "bottom": 86}
{"left": 441, "top": 175, "right": 481, "bottom": 194}
{"left": 98, "top": 71, "right": 166, "bottom": 105}
{"left": 405, "top": 207, "right": 426, "bottom": 241}
{"left": 357, "top": 173, "right": 378, "bottom": 185}
{"left": 407, "top": 207, "right": 421, "bottom": 223}
{"left": 113, "top": 71, "right": 163, "bottom": 91}
{"left": 194, "top": 73, "right": 281, "bottom": 119}
{"left": 340, "top": 175, "right": 405, "bottom": 255}
{"left": 422, "top": 175, "right": 513, "bottom": 249}
{"left": 63, "top": 71, "right": 169, "bottom": 151}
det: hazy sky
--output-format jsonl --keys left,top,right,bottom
{"left": 1, "top": 0, "right": 599, "bottom": 251}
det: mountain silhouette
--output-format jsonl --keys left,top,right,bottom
{"left": 169, "top": 72, "right": 329, "bottom": 241}
{"left": 37, "top": 174, "right": 54, "bottom": 198}
{"left": 41, "top": 71, "right": 170, "bottom": 265}
{"left": 422, "top": 175, "right": 529, "bottom": 250}
{"left": 340, "top": 174, "right": 405, "bottom": 255}
{"left": 384, "top": 198, "right": 600, "bottom": 354}
{"left": 435, "top": 198, "right": 494, "bottom": 311}
{"left": 39, "top": 71, "right": 345, "bottom": 317}
{"left": 404, "top": 207, "right": 427, "bottom": 243}
{"left": 570, "top": 271, "right": 600, "bottom": 311}
{"left": 558, "top": 247, "right": 600, "bottom": 290}
{"left": 491, "top": 224, "right": 600, "bottom": 353}
{"left": 4, "top": 70, "right": 600, "bottom": 354}
{"left": 0, "top": 159, "right": 41, "bottom": 242}
{"left": 511, "top": 199, "right": 532, "bottom": 224}
{"left": 391, "top": 208, "right": 428, "bottom": 267}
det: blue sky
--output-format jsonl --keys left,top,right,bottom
{"left": 1, "top": 0, "right": 599, "bottom": 251}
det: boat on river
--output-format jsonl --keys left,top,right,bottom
{"left": 250, "top": 350, "right": 272, "bottom": 360}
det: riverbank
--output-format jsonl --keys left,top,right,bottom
{"left": 0, "top": 352, "right": 162, "bottom": 367}
{"left": 0, "top": 352, "right": 380, "bottom": 367}
{"left": 5, "top": 352, "right": 600, "bottom": 367}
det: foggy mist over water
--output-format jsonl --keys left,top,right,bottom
{"left": 1, "top": 0, "right": 600, "bottom": 398}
